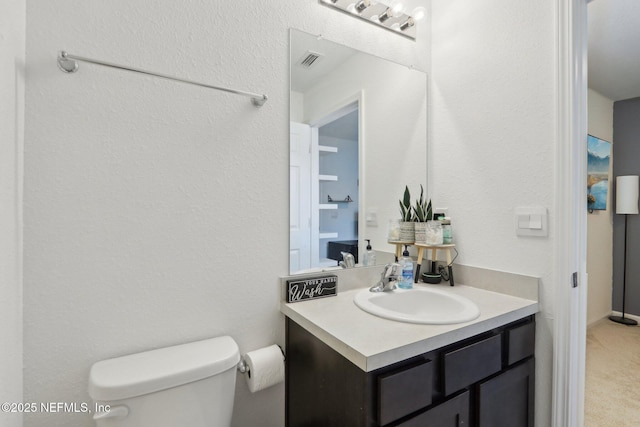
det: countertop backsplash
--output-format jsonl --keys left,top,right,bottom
{"left": 281, "top": 263, "right": 539, "bottom": 302}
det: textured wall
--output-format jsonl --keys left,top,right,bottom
{"left": 23, "top": 1, "right": 429, "bottom": 426}
{"left": 0, "top": 0, "right": 24, "bottom": 426}
{"left": 612, "top": 97, "right": 640, "bottom": 317}
{"left": 587, "top": 88, "right": 614, "bottom": 325}
{"left": 430, "top": 1, "right": 556, "bottom": 426}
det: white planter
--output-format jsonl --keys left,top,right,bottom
{"left": 387, "top": 219, "right": 402, "bottom": 241}
{"left": 414, "top": 222, "right": 428, "bottom": 244}
{"left": 399, "top": 221, "right": 415, "bottom": 242}
{"left": 425, "top": 220, "right": 444, "bottom": 245}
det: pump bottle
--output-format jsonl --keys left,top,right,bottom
{"left": 363, "top": 239, "right": 376, "bottom": 266}
{"left": 399, "top": 245, "right": 414, "bottom": 289}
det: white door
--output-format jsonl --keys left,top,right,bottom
{"left": 290, "top": 122, "right": 312, "bottom": 273}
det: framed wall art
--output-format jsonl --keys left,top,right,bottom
{"left": 587, "top": 134, "right": 612, "bottom": 211}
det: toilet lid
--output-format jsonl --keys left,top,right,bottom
{"left": 88, "top": 335, "right": 240, "bottom": 401}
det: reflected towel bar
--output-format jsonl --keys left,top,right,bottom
{"left": 57, "top": 51, "right": 268, "bottom": 106}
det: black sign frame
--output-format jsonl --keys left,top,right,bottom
{"left": 286, "top": 275, "right": 338, "bottom": 303}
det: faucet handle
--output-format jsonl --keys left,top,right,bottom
{"left": 371, "top": 264, "right": 401, "bottom": 292}
{"left": 381, "top": 263, "right": 401, "bottom": 280}
{"left": 380, "top": 263, "right": 392, "bottom": 279}
{"left": 341, "top": 252, "right": 355, "bottom": 268}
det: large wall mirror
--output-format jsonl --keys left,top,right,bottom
{"left": 289, "top": 28, "right": 428, "bottom": 275}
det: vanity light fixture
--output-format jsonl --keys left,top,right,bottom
{"left": 354, "top": 0, "right": 371, "bottom": 13}
{"left": 378, "top": 7, "right": 394, "bottom": 22}
{"left": 320, "top": 0, "right": 420, "bottom": 40}
{"left": 399, "top": 16, "right": 415, "bottom": 31}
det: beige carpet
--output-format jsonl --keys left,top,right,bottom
{"left": 585, "top": 319, "right": 640, "bottom": 427}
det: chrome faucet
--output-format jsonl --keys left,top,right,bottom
{"left": 370, "top": 263, "right": 401, "bottom": 292}
{"left": 339, "top": 251, "right": 355, "bottom": 268}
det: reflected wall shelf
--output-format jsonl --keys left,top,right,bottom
{"left": 328, "top": 195, "right": 353, "bottom": 203}
{"left": 319, "top": 145, "right": 338, "bottom": 153}
{"left": 319, "top": 232, "right": 339, "bottom": 239}
{"left": 316, "top": 143, "right": 340, "bottom": 263}
{"left": 319, "top": 204, "right": 338, "bottom": 210}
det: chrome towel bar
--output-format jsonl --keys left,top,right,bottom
{"left": 57, "top": 51, "right": 268, "bottom": 106}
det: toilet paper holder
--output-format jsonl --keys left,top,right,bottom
{"left": 237, "top": 345, "right": 285, "bottom": 375}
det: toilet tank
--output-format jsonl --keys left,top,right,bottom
{"left": 88, "top": 336, "right": 239, "bottom": 427}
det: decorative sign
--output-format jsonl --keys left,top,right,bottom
{"left": 286, "top": 275, "right": 338, "bottom": 303}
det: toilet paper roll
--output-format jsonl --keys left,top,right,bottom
{"left": 244, "top": 345, "right": 285, "bottom": 393}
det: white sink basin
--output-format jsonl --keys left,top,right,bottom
{"left": 353, "top": 286, "right": 480, "bottom": 325}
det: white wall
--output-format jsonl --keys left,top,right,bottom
{"left": 23, "top": 1, "right": 429, "bottom": 426}
{"left": 587, "top": 88, "right": 614, "bottom": 325}
{"left": 430, "top": 1, "right": 556, "bottom": 426}
{"left": 0, "top": 0, "right": 24, "bottom": 426}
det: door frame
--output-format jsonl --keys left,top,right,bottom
{"left": 553, "top": 0, "right": 588, "bottom": 426}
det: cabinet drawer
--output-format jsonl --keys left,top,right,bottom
{"left": 378, "top": 359, "right": 433, "bottom": 426}
{"left": 443, "top": 334, "right": 502, "bottom": 395}
{"left": 507, "top": 321, "right": 535, "bottom": 365}
{"left": 397, "top": 390, "right": 470, "bottom": 427}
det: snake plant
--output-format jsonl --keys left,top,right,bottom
{"left": 413, "top": 185, "right": 433, "bottom": 222}
{"left": 399, "top": 186, "right": 414, "bottom": 221}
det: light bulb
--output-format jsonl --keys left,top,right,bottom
{"left": 392, "top": 2, "right": 404, "bottom": 16}
{"left": 411, "top": 6, "right": 426, "bottom": 21}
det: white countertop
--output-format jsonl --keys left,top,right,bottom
{"left": 280, "top": 282, "right": 538, "bottom": 372}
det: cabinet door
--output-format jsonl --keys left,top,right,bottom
{"left": 477, "top": 358, "right": 534, "bottom": 427}
{"left": 285, "top": 319, "right": 375, "bottom": 427}
{"left": 397, "top": 390, "right": 470, "bottom": 427}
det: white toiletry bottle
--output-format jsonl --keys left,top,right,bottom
{"left": 363, "top": 239, "right": 376, "bottom": 266}
{"left": 399, "top": 245, "right": 414, "bottom": 289}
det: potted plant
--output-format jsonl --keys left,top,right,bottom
{"left": 397, "top": 186, "right": 416, "bottom": 242}
{"left": 413, "top": 185, "right": 433, "bottom": 243}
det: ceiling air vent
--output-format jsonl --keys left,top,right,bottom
{"left": 297, "top": 51, "right": 324, "bottom": 69}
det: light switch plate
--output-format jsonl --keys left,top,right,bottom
{"left": 515, "top": 207, "right": 548, "bottom": 237}
{"left": 366, "top": 209, "right": 378, "bottom": 227}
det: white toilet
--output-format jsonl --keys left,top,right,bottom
{"left": 88, "top": 336, "right": 240, "bottom": 426}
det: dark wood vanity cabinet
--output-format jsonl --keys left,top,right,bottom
{"left": 285, "top": 316, "right": 535, "bottom": 427}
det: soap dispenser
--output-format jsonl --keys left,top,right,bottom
{"left": 399, "top": 245, "right": 414, "bottom": 289}
{"left": 363, "top": 239, "right": 376, "bottom": 266}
